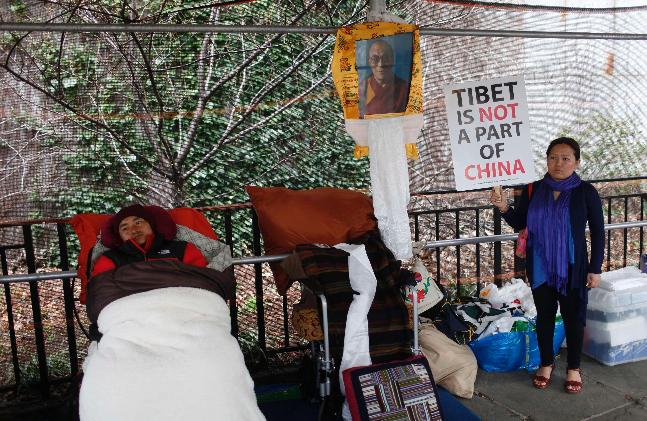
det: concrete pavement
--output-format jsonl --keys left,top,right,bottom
{"left": 459, "top": 350, "right": 647, "bottom": 420}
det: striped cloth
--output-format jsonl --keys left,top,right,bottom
{"left": 295, "top": 230, "right": 412, "bottom": 363}
{"left": 343, "top": 356, "right": 444, "bottom": 421}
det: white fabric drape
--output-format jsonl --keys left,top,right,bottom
{"left": 334, "top": 243, "right": 377, "bottom": 421}
{"left": 367, "top": 118, "right": 413, "bottom": 259}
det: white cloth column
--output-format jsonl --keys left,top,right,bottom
{"left": 333, "top": 243, "right": 377, "bottom": 421}
{"left": 367, "top": 117, "right": 413, "bottom": 259}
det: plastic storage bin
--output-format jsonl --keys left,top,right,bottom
{"left": 583, "top": 267, "right": 647, "bottom": 365}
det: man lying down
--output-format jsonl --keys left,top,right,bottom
{"left": 79, "top": 205, "right": 265, "bottom": 421}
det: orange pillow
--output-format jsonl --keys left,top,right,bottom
{"left": 70, "top": 213, "right": 110, "bottom": 304}
{"left": 245, "top": 186, "right": 377, "bottom": 295}
{"left": 70, "top": 207, "right": 217, "bottom": 303}
{"left": 168, "top": 207, "right": 217, "bottom": 240}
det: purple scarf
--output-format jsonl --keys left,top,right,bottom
{"left": 527, "top": 172, "right": 582, "bottom": 295}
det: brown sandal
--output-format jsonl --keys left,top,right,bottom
{"left": 564, "top": 368, "right": 583, "bottom": 394}
{"left": 532, "top": 363, "right": 555, "bottom": 389}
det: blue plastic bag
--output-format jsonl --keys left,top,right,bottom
{"left": 468, "top": 319, "right": 565, "bottom": 372}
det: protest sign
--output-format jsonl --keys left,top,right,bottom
{"left": 443, "top": 76, "right": 536, "bottom": 191}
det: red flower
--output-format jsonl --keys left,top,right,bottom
{"left": 417, "top": 289, "right": 426, "bottom": 302}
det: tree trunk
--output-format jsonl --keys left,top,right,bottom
{"left": 145, "top": 171, "right": 184, "bottom": 208}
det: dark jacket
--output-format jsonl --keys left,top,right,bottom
{"left": 91, "top": 235, "right": 207, "bottom": 277}
{"left": 293, "top": 230, "right": 412, "bottom": 363}
{"left": 102, "top": 236, "right": 189, "bottom": 268}
{"left": 502, "top": 179, "right": 605, "bottom": 293}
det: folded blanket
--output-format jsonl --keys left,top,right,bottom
{"left": 79, "top": 287, "right": 265, "bottom": 421}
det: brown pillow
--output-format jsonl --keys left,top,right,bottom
{"left": 245, "top": 186, "right": 377, "bottom": 295}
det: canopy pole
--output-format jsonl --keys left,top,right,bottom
{"left": 367, "top": 0, "right": 405, "bottom": 23}
{"left": 368, "top": 0, "right": 386, "bottom": 15}
{"left": 0, "top": 23, "right": 646, "bottom": 40}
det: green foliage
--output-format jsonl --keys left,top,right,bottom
{"left": 18, "top": 351, "right": 71, "bottom": 390}
{"left": 237, "top": 330, "right": 267, "bottom": 371}
{"left": 557, "top": 113, "right": 646, "bottom": 179}
{"left": 9, "top": 0, "right": 27, "bottom": 17}
{"left": 243, "top": 296, "right": 257, "bottom": 313}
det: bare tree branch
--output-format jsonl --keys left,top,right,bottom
{"left": 1, "top": 0, "right": 369, "bottom": 207}
{"left": 175, "top": 0, "right": 318, "bottom": 165}
{"left": 129, "top": 32, "right": 175, "bottom": 165}
{"left": 0, "top": 59, "right": 162, "bottom": 173}
{"left": 40, "top": 0, "right": 127, "bottom": 20}
{"left": 184, "top": 67, "right": 331, "bottom": 179}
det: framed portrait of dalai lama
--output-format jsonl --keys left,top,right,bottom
{"left": 332, "top": 22, "right": 421, "bottom": 121}
{"left": 356, "top": 33, "right": 413, "bottom": 118}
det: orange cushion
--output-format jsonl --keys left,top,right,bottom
{"left": 245, "top": 186, "right": 377, "bottom": 295}
{"left": 70, "top": 207, "right": 217, "bottom": 303}
{"left": 168, "top": 208, "right": 217, "bottom": 240}
{"left": 70, "top": 213, "right": 110, "bottom": 304}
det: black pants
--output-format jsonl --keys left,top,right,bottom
{"left": 531, "top": 283, "right": 585, "bottom": 369}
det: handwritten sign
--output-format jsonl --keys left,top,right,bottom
{"left": 443, "top": 76, "right": 536, "bottom": 190}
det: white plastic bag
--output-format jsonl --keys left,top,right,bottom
{"left": 479, "top": 283, "right": 502, "bottom": 308}
{"left": 479, "top": 279, "right": 537, "bottom": 319}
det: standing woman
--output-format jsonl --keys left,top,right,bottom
{"left": 490, "top": 137, "right": 604, "bottom": 394}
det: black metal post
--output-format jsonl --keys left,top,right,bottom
{"left": 475, "top": 209, "right": 481, "bottom": 296}
{"left": 607, "top": 199, "right": 612, "bottom": 271}
{"left": 512, "top": 190, "right": 523, "bottom": 276}
{"left": 623, "top": 197, "right": 629, "bottom": 267}
{"left": 641, "top": 194, "right": 645, "bottom": 258}
{"left": 1, "top": 249, "right": 21, "bottom": 389}
{"left": 493, "top": 208, "right": 502, "bottom": 287}
{"left": 23, "top": 225, "right": 50, "bottom": 398}
{"left": 224, "top": 210, "right": 239, "bottom": 338}
{"left": 282, "top": 294, "right": 290, "bottom": 348}
{"left": 435, "top": 212, "right": 440, "bottom": 284}
{"left": 455, "top": 210, "right": 461, "bottom": 300}
{"left": 251, "top": 211, "right": 266, "bottom": 351}
{"left": 57, "top": 223, "right": 78, "bottom": 377}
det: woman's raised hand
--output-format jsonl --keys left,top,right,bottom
{"left": 586, "top": 273, "right": 601, "bottom": 289}
{"left": 490, "top": 187, "right": 509, "bottom": 213}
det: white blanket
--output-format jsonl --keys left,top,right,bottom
{"left": 79, "top": 287, "right": 265, "bottom": 421}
